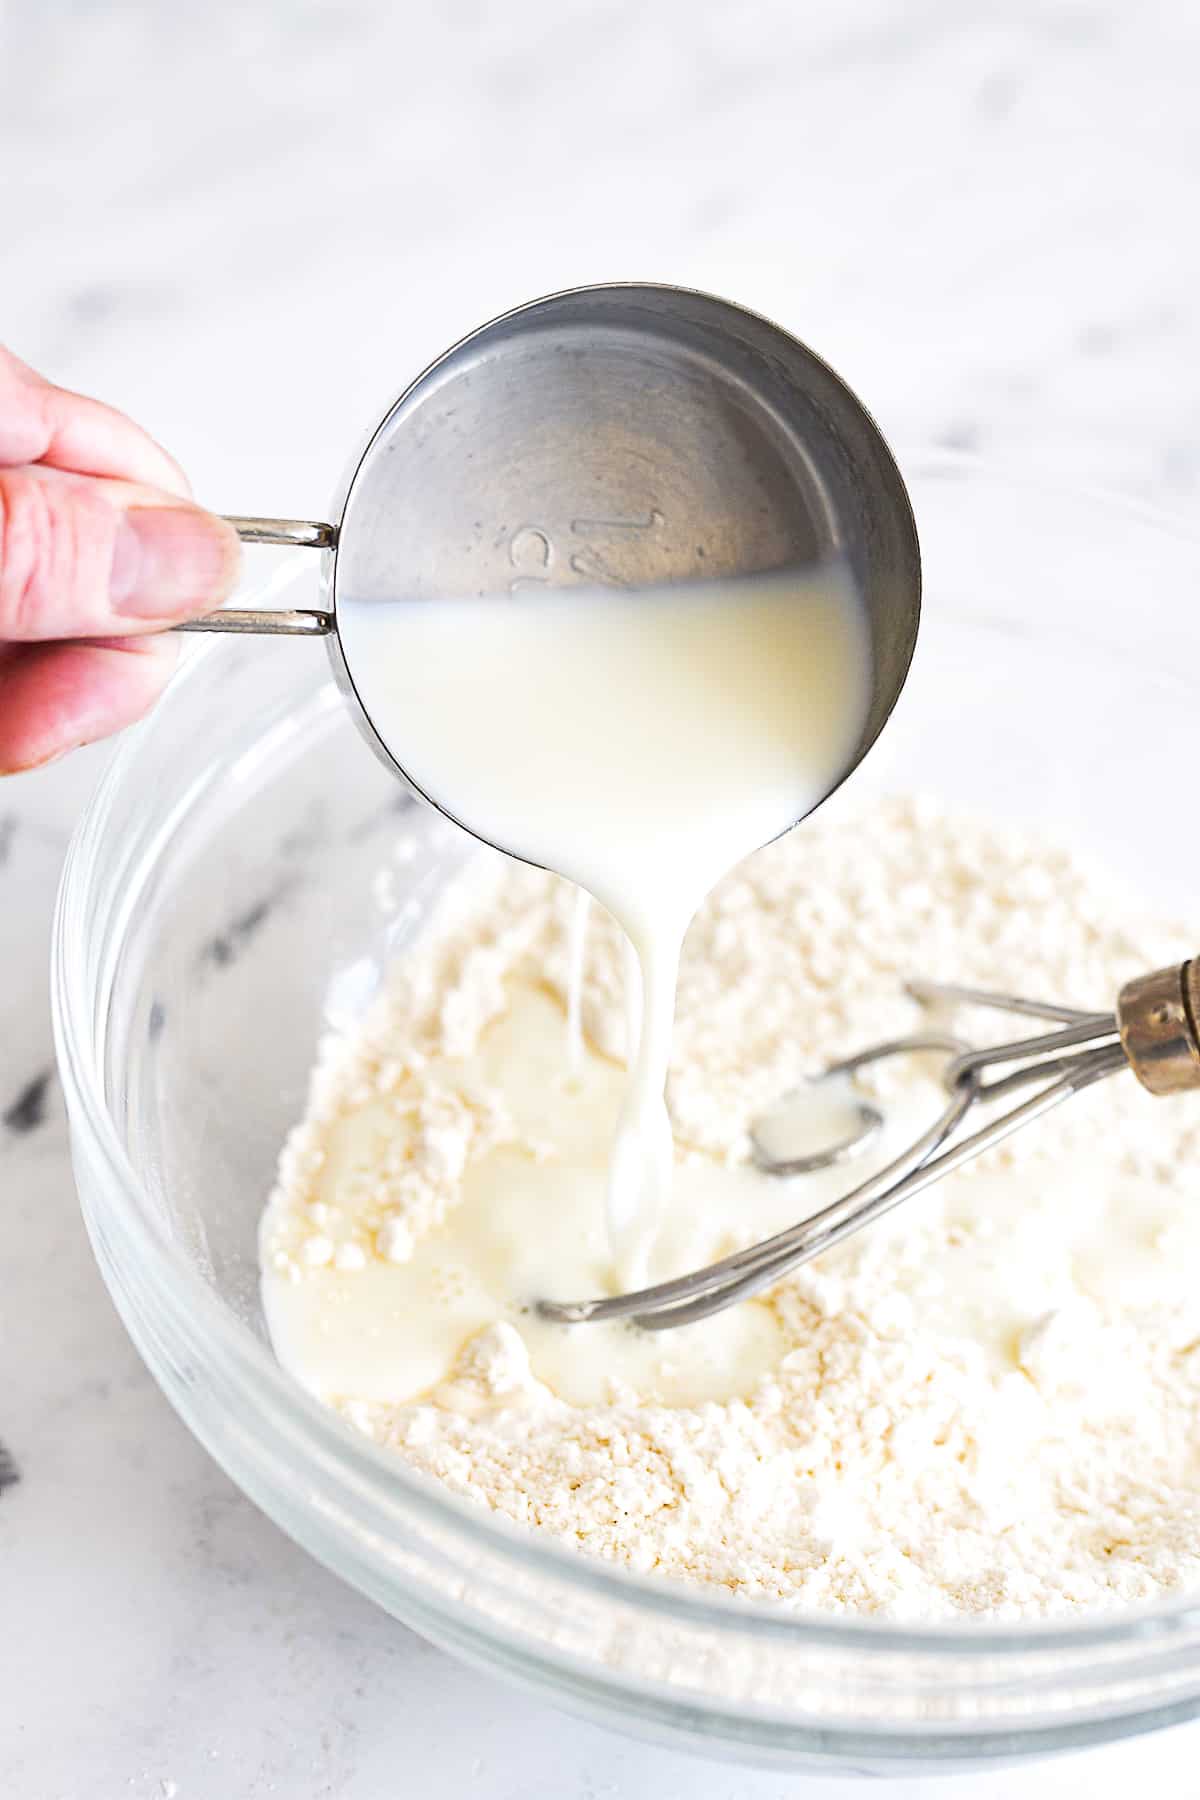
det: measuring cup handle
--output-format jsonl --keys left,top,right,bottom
{"left": 175, "top": 608, "right": 332, "bottom": 636}
{"left": 223, "top": 516, "right": 336, "bottom": 549}
{"left": 174, "top": 515, "right": 337, "bottom": 637}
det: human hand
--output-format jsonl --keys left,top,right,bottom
{"left": 0, "top": 347, "right": 241, "bottom": 773}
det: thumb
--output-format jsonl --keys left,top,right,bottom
{"left": 0, "top": 464, "right": 241, "bottom": 641}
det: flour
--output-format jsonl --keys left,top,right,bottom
{"left": 261, "top": 795, "right": 1200, "bottom": 1621}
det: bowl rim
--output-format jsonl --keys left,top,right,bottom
{"left": 50, "top": 450, "right": 1200, "bottom": 1671}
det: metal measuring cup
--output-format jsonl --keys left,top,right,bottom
{"left": 184, "top": 284, "right": 921, "bottom": 834}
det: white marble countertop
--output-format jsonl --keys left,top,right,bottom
{"left": 4, "top": 2, "right": 1200, "bottom": 1794}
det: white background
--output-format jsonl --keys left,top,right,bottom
{"left": 3, "top": 1, "right": 1200, "bottom": 1794}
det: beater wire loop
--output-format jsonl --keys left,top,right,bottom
{"left": 537, "top": 983, "right": 1134, "bottom": 1331}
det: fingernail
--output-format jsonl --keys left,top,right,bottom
{"left": 110, "top": 507, "right": 241, "bottom": 619}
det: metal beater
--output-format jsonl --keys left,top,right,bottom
{"left": 538, "top": 959, "right": 1200, "bottom": 1331}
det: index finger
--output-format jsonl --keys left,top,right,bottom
{"left": 0, "top": 347, "right": 191, "bottom": 498}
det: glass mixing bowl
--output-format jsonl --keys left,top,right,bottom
{"left": 53, "top": 457, "right": 1200, "bottom": 1775}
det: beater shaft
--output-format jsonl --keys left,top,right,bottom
{"left": 1117, "top": 960, "right": 1200, "bottom": 1095}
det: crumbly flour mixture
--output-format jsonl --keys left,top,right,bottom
{"left": 262, "top": 796, "right": 1200, "bottom": 1621}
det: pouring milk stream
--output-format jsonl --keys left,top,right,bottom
{"left": 338, "top": 562, "right": 871, "bottom": 1290}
